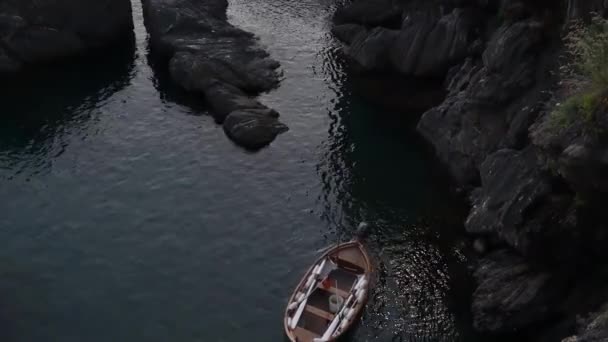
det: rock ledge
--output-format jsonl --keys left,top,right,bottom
{"left": 142, "top": 0, "right": 288, "bottom": 149}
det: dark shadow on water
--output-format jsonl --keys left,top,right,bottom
{"left": 316, "top": 50, "right": 481, "bottom": 342}
{"left": 350, "top": 71, "right": 446, "bottom": 115}
{"left": 318, "top": 67, "right": 466, "bottom": 234}
{"left": 144, "top": 43, "right": 210, "bottom": 116}
{"left": 0, "top": 258, "right": 51, "bottom": 342}
{"left": 0, "top": 36, "right": 137, "bottom": 154}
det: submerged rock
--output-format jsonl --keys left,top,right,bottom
{"left": 0, "top": 0, "right": 133, "bottom": 71}
{"left": 142, "top": 0, "right": 287, "bottom": 149}
{"left": 223, "top": 110, "right": 288, "bottom": 150}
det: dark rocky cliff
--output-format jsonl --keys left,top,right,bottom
{"left": 333, "top": 0, "right": 608, "bottom": 340}
{"left": 0, "top": 0, "right": 134, "bottom": 73}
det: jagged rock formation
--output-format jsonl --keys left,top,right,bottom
{"left": 563, "top": 303, "right": 608, "bottom": 342}
{"left": 472, "top": 249, "right": 565, "bottom": 333}
{"left": 0, "top": 0, "right": 133, "bottom": 73}
{"left": 332, "top": 0, "right": 481, "bottom": 78}
{"left": 333, "top": 0, "right": 608, "bottom": 340}
{"left": 141, "top": 0, "right": 288, "bottom": 149}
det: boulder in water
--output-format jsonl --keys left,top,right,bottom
{"left": 142, "top": 0, "right": 287, "bottom": 149}
{"left": 200, "top": 81, "right": 272, "bottom": 123}
{"left": 223, "top": 110, "right": 288, "bottom": 150}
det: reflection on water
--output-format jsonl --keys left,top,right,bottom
{"left": 229, "top": 0, "right": 478, "bottom": 340}
{"left": 318, "top": 71, "right": 476, "bottom": 342}
{"left": 0, "top": 0, "right": 478, "bottom": 341}
{"left": 0, "top": 39, "right": 136, "bottom": 178}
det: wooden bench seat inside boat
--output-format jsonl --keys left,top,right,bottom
{"left": 308, "top": 289, "right": 331, "bottom": 312}
{"left": 305, "top": 305, "right": 334, "bottom": 321}
{"left": 293, "top": 326, "right": 319, "bottom": 341}
{"left": 297, "top": 310, "right": 330, "bottom": 337}
{"left": 317, "top": 283, "right": 348, "bottom": 298}
{"left": 285, "top": 241, "right": 373, "bottom": 342}
{"left": 330, "top": 247, "right": 367, "bottom": 274}
{"left": 328, "top": 268, "right": 358, "bottom": 293}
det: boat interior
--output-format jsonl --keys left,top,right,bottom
{"left": 292, "top": 246, "right": 369, "bottom": 339}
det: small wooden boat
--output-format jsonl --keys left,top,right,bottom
{"left": 284, "top": 238, "right": 373, "bottom": 342}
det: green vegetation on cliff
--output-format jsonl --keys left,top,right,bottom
{"left": 552, "top": 15, "right": 608, "bottom": 129}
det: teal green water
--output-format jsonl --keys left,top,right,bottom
{"left": 0, "top": 1, "right": 479, "bottom": 341}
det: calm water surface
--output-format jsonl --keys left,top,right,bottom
{"left": 0, "top": 1, "right": 479, "bottom": 341}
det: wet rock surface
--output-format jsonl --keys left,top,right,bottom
{"left": 465, "top": 148, "right": 552, "bottom": 255}
{"left": 333, "top": 0, "right": 608, "bottom": 340}
{"left": 348, "top": 27, "right": 398, "bottom": 71}
{"left": 417, "top": 19, "right": 545, "bottom": 184}
{"left": 562, "top": 303, "right": 608, "bottom": 342}
{"left": 0, "top": 0, "right": 133, "bottom": 72}
{"left": 142, "top": 0, "right": 287, "bottom": 149}
{"left": 472, "top": 249, "right": 564, "bottom": 333}
{"left": 334, "top": 4, "right": 480, "bottom": 78}
{"left": 223, "top": 110, "right": 288, "bottom": 150}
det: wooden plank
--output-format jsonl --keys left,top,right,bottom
{"left": 333, "top": 246, "right": 365, "bottom": 269}
{"left": 328, "top": 285, "right": 349, "bottom": 298}
{"left": 317, "top": 283, "right": 349, "bottom": 298}
{"left": 305, "top": 305, "right": 335, "bottom": 321}
{"left": 293, "top": 326, "right": 319, "bottom": 341}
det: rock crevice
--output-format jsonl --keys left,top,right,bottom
{"left": 333, "top": 0, "right": 608, "bottom": 340}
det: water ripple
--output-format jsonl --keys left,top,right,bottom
{"left": 0, "top": 0, "right": 477, "bottom": 341}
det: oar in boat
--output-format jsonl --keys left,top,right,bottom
{"left": 315, "top": 275, "right": 368, "bottom": 341}
{"left": 288, "top": 258, "right": 334, "bottom": 329}
{"left": 284, "top": 224, "right": 373, "bottom": 342}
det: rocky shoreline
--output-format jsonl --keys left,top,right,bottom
{"left": 1, "top": 0, "right": 287, "bottom": 150}
{"left": 141, "top": 0, "right": 288, "bottom": 149}
{"left": 2, "top": 0, "right": 607, "bottom": 339}
{"left": 0, "top": 0, "right": 134, "bottom": 74}
{"left": 333, "top": 0, "right": 608, "bottom": 341}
